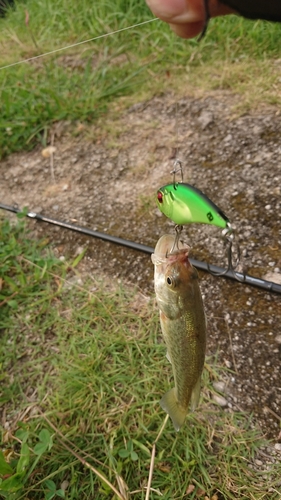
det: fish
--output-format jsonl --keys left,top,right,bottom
{"left": 151, "top": 234, "right": 207, "bottom": 431}
{"left": 156, "top": 182, "right": 229, "bottom": 229}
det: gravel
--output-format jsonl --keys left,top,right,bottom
{"left": 0, "top": 89, "right": 280, "bottom": 443}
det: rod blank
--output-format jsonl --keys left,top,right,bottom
{"left": 1, "top": 202, "right": 280, "bottom": 294}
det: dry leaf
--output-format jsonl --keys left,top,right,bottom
{"left": 186, "top": 484, "right": 195, "bottom": 495}
{"left": 157, "top": 462, "right": 171, "bottom": 473}
{"left": 116, "top": 474, "right": 129, "bottom": 499}
{"left": 42, "top": 146, "right": 56, "bottom": 158}
{"left": 197, "top": 488, "right": 206, "bottom": 497}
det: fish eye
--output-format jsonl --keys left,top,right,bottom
{"left": 166, "top": 276, "right": 173, "bottom": 286}
{"left": 157, "top": 191, "right": 163, "bottom": 203}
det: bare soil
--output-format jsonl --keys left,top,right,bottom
{"left": 1, "top": 89, "right": 280, "bottom": 443}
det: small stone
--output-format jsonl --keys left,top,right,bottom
{"left": 255, "top": 459, "right": 263, "bottom": 466}
{"left": 75, "top": 246, "right": 85, "bottom": 256}
{"left": 212, "top": 394, "right": 228, "bottom": 407}
{"left": 213, "top": 381, "right": 226, "bottom": 394}
{"left": 274, "top": 443, "right": 281, "bottom": 452}
{"left": 63, "top": 276, "right": 83, "bottom": 288}
{"left": 198, "top": 111, "right": 214, "bottom": 130}
{"left": 224, "top": 133, "right": 232, "bottom": 142}
{"left": 275, "top": 335, "right": 281, "bottom": 345}
{"left": 263, "top": 272, "right": 281, "bottom": 285}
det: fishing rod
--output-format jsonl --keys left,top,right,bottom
{"left": 1, "top": 202, "right": 281, "bottom": 295}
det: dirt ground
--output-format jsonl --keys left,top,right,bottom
{"left": 1, "top": 90, "right": 281, "bottom": 445}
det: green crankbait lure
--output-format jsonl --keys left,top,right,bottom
{"left": 156, "top": 183, "right": 230, "bottom": 229}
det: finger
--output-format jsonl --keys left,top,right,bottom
{"left": 146, "top": 0, "right": 205, "bottom": 24}
{"left": 170, "top": 20, "right": 205, "bottom": 38}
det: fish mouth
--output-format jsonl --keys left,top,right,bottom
{"left": 151, "top": 234, "right": 190, "bottom": 265}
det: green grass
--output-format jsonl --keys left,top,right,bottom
{"left": 0, "top": 0, "right": 281, "bottom": 157}
{"left": 1, "top": 5, "right": 281, "bottom": 498}
{"left": 0, "top": 217, "right": 280, "bottom": 500}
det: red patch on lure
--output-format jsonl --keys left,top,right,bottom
{"left": 157, "top": 191, "right": 163, "bottom": 203}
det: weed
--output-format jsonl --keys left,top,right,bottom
{"left": 0, "top": 218, "right": 280, "bottom": 499}
{"left": 0, "top": 2, "right": 281, "bottom": 156}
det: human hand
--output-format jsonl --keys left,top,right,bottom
{"left": 146, "top": 0, "right": 235, "bottom": 38}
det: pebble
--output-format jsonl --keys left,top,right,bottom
{"left": 263, "top": 272, "right": 281, "bottom": 285}
{"left": 198, "top": 111, "right": 214, "bottom": 130}
{"left": 74, "top": 246, "right": 85, "bottom": 256}
{"left": 63, "top": 276, "right": 83, "bottom": 288}
{"left": 224, "top": 133, "right": 232, "bottom": 142}
{"left": 255, "top": 459, "right": 263, "bottom": 466}
{"left": 275, "top": 335, "right": 281, "bottom": 345}
{"left": 274, "top": 443, "right": 281, "bottom": 452}
{"left": 212, "top": 394, "right": 228, "bottom": 407}
{"left": 213, "top": 381, "right": 226, "bottom": 394}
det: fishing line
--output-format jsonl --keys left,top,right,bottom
{"left": 0, "top": 18, "right": 158, "bottom": 71}
{"left": 1, "top": 203, "right": 281, "bottom": 294}
{"left": 1, "top": 14, "right": 279, "bottom": 294}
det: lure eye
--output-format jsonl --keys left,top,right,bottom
{"left": 157, "top": 191, "right": 163, "bottom": 203}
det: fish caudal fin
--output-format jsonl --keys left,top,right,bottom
{"left": 160, "top": 388, "right": 187, "bottom": 432}
{"left": 190, "top": 376, "right": 202, "bottom": 412}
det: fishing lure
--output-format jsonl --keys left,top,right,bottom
{"left": 157, "top": 182, "right": 230, "bottom": 230}
{"left": 157, "top": 184, "right": 243, "bottom": 280}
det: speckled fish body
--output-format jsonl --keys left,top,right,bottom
{"left": 151, "top": 234, "right": 207, "bottom": 431}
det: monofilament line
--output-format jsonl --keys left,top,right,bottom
{"left": 0, "top": 18, "right": 158, "bottom": 71}
{"left": 173, "top": 34, "right": 182, "bottom": 169}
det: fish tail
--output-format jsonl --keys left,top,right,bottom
{"left": 190, "top": 376, "right": 202, "bottom": 411}
{"left": 160, "top": 388, "right": 187, "bottom": 432}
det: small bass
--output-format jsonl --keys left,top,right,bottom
{"left": 151, "top": 234, "right": 207, "bottom": 431}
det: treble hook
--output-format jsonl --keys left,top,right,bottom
{"left": 209, "top": 224, "right": 245, "bottom": 282}
{"left": 170, "top": 159, "right": 183, "bottom": 188}
{"left": 170, "top": 224, "right": 183, "bottom": 254}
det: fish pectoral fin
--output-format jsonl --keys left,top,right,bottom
{"left": 166, "top": 351, "right": 172, "bottom": 364}
{"left": 190, "top": 376, "right": 202, "bottom": 412}
{"left": 160, "top": 388, "right": 187, "bottom": 432}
